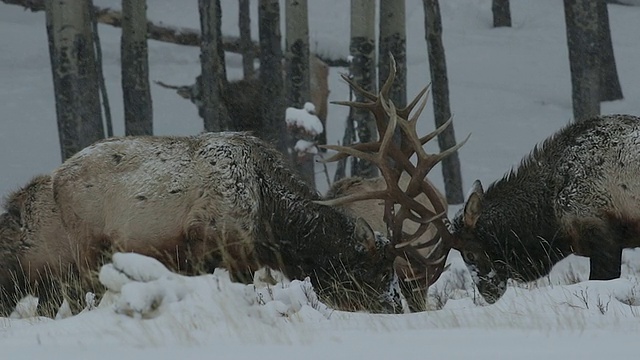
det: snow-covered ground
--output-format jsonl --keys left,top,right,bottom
{"left": 1, "top": 0, "right": 640, "bottom": 358}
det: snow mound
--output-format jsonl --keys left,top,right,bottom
{"left": 98, "top": 252, "right": 333, "bottom": 322}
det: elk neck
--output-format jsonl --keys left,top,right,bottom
{"left": 480, "top": 152, "right": 573, "bottom": 281}
{"left": 249, "top": 149, "right": 389, "bottom": 283}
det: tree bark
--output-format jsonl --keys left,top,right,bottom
{"left": 285, "top": 0, "right": 310, "bottom": 110}
{"left": 45, "top": 0, "right": 104, "bottom": 161}
{"left": 122, "top": 0, "right": 153, "bottom": 136}
{"left": 285, "top": 0, "right": 314, "bottom": 187}
{"left": 379, "top": 0, "right": 407, "bottom": 109}
{"left": 423, "top": 0, "right": 464, "bottom": 204}
{"left": 350, "top": 0, "right": 378, "bottom": 178}
{"left": 198, "top": 0, "right": 231, "bottom": 132}
{"left": 91, "top": 8, "right": 113, "bottom": 138}
{"left": 563, "top": 0, "right": 600, "bottom": 122}
{"left": 239, "top": 0, "right": 255, "bottom": 79}
{"left": 597, "top": 0, "right": 623, "bottom": 102}
{"left": 492, "top": 0, "right": 512, "bottom": 27}
{"left": 379, "top": 0, "right": 406, "bottom": 153}
{"left": 259, "top": 0, "right": 287, "bottom": 154}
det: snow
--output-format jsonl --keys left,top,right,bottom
{"left": 285, "top": 102, "right": 324, "bottom": 136}
{"left": 1, "top": 0, "right": 640, "bottom": 358}
{"left": 294, "top": 139, "right": 318, "bottom": 155}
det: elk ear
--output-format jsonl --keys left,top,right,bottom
{"left": 463, "top": 180, "right": 484, "bottom": 229}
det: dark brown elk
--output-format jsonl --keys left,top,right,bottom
{"left": 163, "top": 55, "right": 330, "bottom": 144}
{"left": 451, "top": 114, "right": 640, "bottom": 304}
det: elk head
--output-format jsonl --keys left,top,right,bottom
{"left": 318, "top": 56, "right": 468, "bottom": 311}
{"left": 449, "top": 180, "right": 508, "bottom": 304}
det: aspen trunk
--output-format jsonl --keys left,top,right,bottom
{"left": 563, "top": 0, "right": 601, "bottom": 121}
{"left": 423, "top": 0, "right": 464, "bottom": 204}
{"left": 198, "top": 0, "right": 231, "bottom": 132}
{"left": 350, "top": 0, "right": 378, "bottom": 178}
{"left": 122, "top": 0, "right": 153, "bottom": 136}
{"left": 45, "top": 0, "right": 104, "bottom": 161}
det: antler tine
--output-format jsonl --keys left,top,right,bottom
{"left": 339, "top": 73, "right": 377, "bottom": 102}
{"left": 407, "top": 88, "right": 430, "bottom": 126}
{"left": 419, "top": 116, "right": 453, "bottom": 145}
{"left": 320, "top": 144, "right": 379, "bottom": 165}
{"left": 379, "top": 53, "right": 397, "bottom": 101}
{"left": 316, "top": 190, "right": 389, "bottom": 207}
{"left": 380, "top": 93, "right": 429, "bottom": 166}
{"left": 398, "top": 85, "right": 430, "bottom": 120}
{"left": 318, "top": 142, "right": 380, "bottom": 163}
{"left": 378, "top": 98, "right": 400, "bottom": 158}
{"left": 331, "top": 100, "right": 377, "bottom": 110}
{"left": 430, "top": 132, "right": 471, "bottom": 164}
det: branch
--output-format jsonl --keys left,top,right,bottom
{"left": 2, "top": 0, "right": 256, "bottom": 53}
{"left": 2, "top": 0, "right": 352, "bottom": 65}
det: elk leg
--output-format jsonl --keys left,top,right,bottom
{"left": 575, "top": 219, "right": 622, "bottom": 280}
{"left": 589, "top": 244, "right": 622, "bottom": 280}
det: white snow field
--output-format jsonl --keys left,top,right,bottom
{"left": 1, "top": 0, "right": 640, "bottom": 358}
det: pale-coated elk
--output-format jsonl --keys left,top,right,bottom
{"left": 451, "top": 114, "right": 640, "bottom": 304}
{"left": 0, "top": 57, "right": 461, "bottom": 314}
{"left": 0, "top": 175, "right": 74, "bottom": 314}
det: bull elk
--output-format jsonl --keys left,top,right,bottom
{"left": 326, "top": 171, "right": 448, "bottom": 306}
{"left": 451, "top": 114, "right": 640, "bottom": 304}
{"left": 0, "top": 57, "right": 462, "bottom": 314}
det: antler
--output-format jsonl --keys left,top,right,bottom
{"left": 319, "top": 55, "right": 468, "bottom": 310}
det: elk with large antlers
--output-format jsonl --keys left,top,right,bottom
{"left": 319, "top": 56, "right": 468, "bottom": 308}
{"left": 0, "top": 56, "right": 464, "bottom": 314}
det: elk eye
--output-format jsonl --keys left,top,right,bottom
{"left": 464, "top": 251, "right": 476, "bottom": 263}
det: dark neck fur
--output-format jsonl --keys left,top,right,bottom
{"left": 482, "top": 160, "right": 573, "bottom": 281}
{"left": 252, "top": 154, "right": 391, "bottom": 306}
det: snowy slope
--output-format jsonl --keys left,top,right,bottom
{"left": 1, "top": 0, "right": 640, "bottom": 358}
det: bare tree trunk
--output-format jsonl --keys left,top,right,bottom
{"left": 311, "top": 56, "right": 330, "bottom": 150}
{"left": 259, "top": 0, "right": 287, "bottom": 154}
{"left": 379, "top": 0, "right": 406, "bottom": 153}
{"left": 285, "top": 1, "right": 310, "bottom": 109}
{"left": 198, "top": 0, "right": 231, "bottom": 132}
{"left": 122, "top": 0, "right": 153, "bottom": 136}
{"left": 379, "top": 0, "right": 406, "bottom": 109}
{"left": 350, "top": 0, "right": 378, "bottom": 178}
{"left": 597, "top": 0, "right": 623, "bottom": 102}
{"left": 45, "top": 0, "right": 104, "bottom": 161}
{"left": 564, "top": 0, "right": 600, "bottom": 122}
{"left": 492, "top": 0, "right": 512, "bottom": 27}
{"left": 423, "top": 0, "right": 464, "bottom": 204}
{"left": 91, "top": 5, "right": 113, "bottom": 138}
{"left": 285, "top": 0, "right": 314, "bottom": 187}
{"left": 239, "top": 0, "right": 255, "bottom": 79}
{"left": 333, "top": 71, "right": 356, "bottom": 183}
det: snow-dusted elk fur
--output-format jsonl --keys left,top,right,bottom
{"left": 326, "top": 173, "right": 447, "bottom": 289}
{"left": 51, "top": 132, "right": 394, "bottom": 312}
{"left": 47, "top": 56, "right": 461, "bottom": 312}
{"left": 0, "top": 175, "right": 73, "bottom": 313}
{"left": 451, "top": 114, "right": 640, "bottom": 304}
